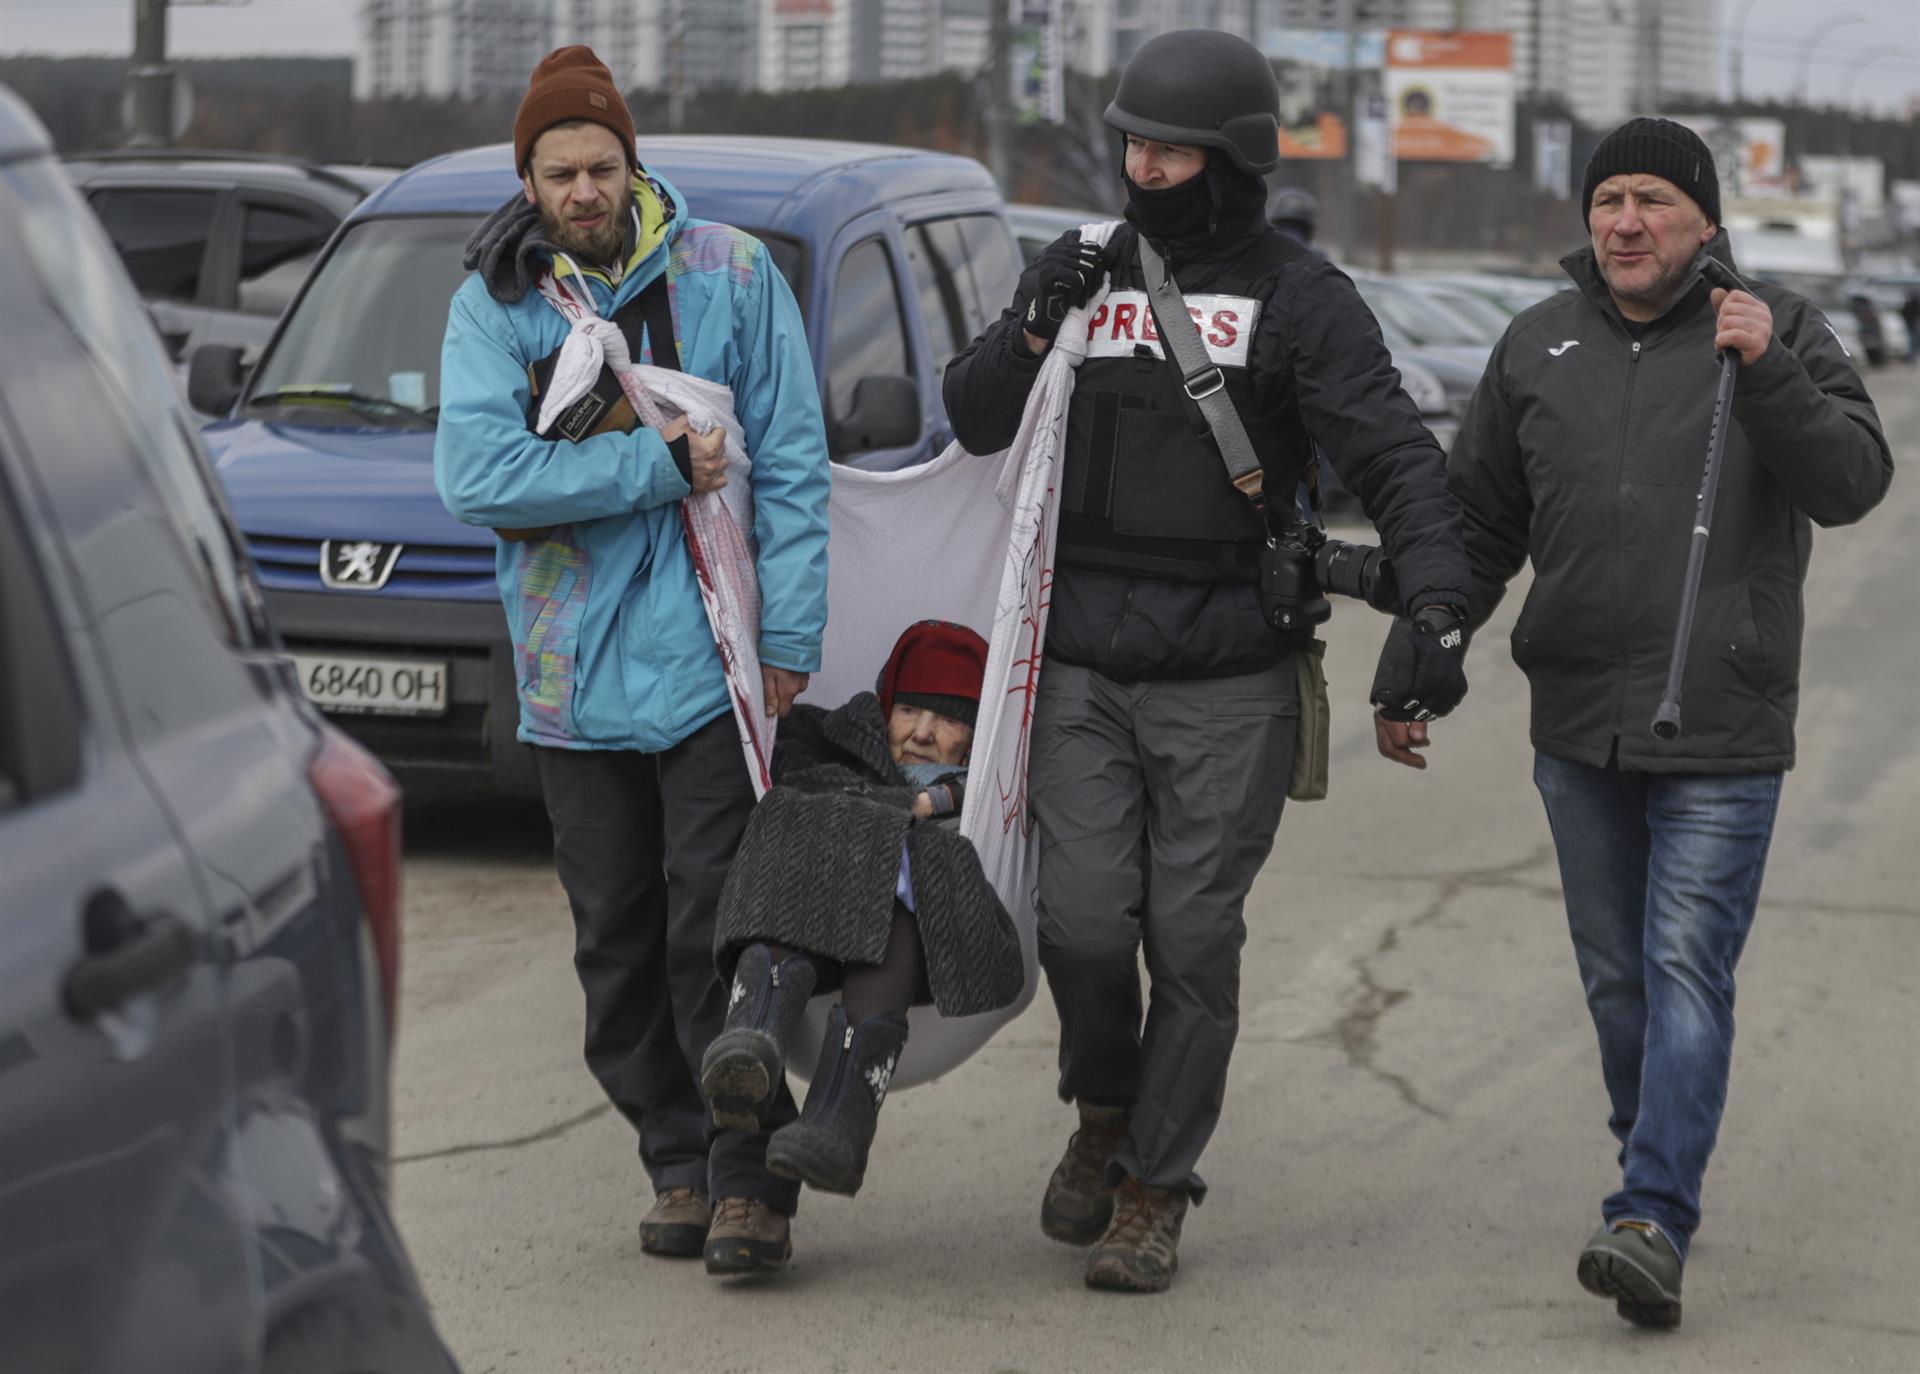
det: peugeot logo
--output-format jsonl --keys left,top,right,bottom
{"left": 320, "top": 540, "right": 402, "bottom": 591}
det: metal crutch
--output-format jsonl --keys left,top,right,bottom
{"left": 1651, "top": 256, "right": 1751, "bottom": 740}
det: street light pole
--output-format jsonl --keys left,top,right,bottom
{"left": 1795, "top": 15, "right": 1870, "bottom": 106}
{"left": 129, "top": 0, "right": 173, "bottom": 148}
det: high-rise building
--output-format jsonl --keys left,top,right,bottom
{"left": 357, "top": 0, "right": 757, "bottom": 100}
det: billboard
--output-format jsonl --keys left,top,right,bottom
{"left": 1009, "top": 0, "right": 1064, "bottom": 125}
{"left": 1669, "top": 115, "right": 1786, "bottom": 198}
{"left": 1385, "top": 30, "right": 1513, "bottom": 166}
{"left": 1262, "top": 29, "right": 1387, "bottom": 160}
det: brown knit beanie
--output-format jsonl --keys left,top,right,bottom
{"left": 513, "top": 46, "right": 637, "bottom": 174}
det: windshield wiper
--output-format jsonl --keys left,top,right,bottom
{"left": 246, "top": 387, "right": 435, "bottom": 422}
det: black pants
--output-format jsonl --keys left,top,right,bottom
{"left": 534, "top": 715, "right": 800, "bottom": 1215}
{"left": 1030, "top": 660, "right": 1297, "bottom": 1203}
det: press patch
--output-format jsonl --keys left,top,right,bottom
{"left": 1083, "top": 290, "right": 1260, "bottom": 369}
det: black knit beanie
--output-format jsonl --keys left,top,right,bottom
{"left": 1580, "top": 117, "right": 1720, "bottom": 227}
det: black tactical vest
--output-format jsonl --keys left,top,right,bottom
{"left": 1058, "top": 225, "right": 1313, "bottom": 583}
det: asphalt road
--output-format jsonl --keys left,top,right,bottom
{"left": 390, "top": 376, "right": 1919, "bottom": 1374}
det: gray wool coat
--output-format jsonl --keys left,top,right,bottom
{"left": 714, "top": 693, "right": 1024, "bottom": 1018}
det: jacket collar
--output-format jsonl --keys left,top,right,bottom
{"left": 817, "top": 692, "right": 905, "bottom": 785}
{"left": 1560, "top": 227, "right": 1741, "bottom": 333}
{"left": 464, "top": 167, "right": 682, "bottom": 304}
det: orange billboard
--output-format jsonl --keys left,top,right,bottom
{"left": 1385, "top": 30, "right": 1513, "bottom": 165}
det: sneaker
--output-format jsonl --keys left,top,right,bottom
{"left": 703, "top": 1196, "right": 793, "bottom": 1276}
{"left": 1577, "top": 1220, "right": 1683, "bottom": 1329}
{"left": 1084, "top": 1176, "right": 1187, "bottom": 1294}
{"left": 637, "top": 1187, "right": 709, "bottom": 1258}
{"left": 1040, "top": 1102, "right": 1131, "bottom": 1245}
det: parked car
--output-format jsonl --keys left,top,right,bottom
{"left": 1418, "top": 271, "right": 1562, "bottom": 318}
{"left": 192, "top": 136, "right": 1022, "bottom": 798}
{"left": 64, "top": 148, "right": 395, "bottom": 374}
{"left": 1349, "top": 272, "right": 1493, "bottom": 372}
{"left": 1007, "top": 200, "right": 1110, "bottom": 262}
{"left": 0, "top": 88, "right": 454, "bottom": 1374}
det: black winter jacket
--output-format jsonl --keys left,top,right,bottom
{"left": 712, "top": 694, "right": 1023, "bottom": 1018}
{"left": 942, "top": 217, "right": 1470, "bottom": 682}
{"left": 1450, "top": 231, "right": 1891, "bottom": 772}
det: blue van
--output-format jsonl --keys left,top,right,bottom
{"left": 192, "top": 136, "right": 1022, "bottom": 797}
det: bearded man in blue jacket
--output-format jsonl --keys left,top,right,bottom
{"left": 434, "top": 47, "right": 830, "bottom": 1277}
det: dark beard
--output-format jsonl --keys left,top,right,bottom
{"left": 540, "top": 185, "right": 632, "bottom": 269}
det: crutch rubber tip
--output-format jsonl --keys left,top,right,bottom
{"left": 1651, "top": 703, "right": 1682, "bottom": 740}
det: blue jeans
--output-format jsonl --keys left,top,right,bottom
{"left": 1533, "top": 752, "right": 1784, "bottom": 1261}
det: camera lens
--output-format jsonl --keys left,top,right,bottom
{"left": 1314, "top": 539, "right": 1399, "bottom": 612}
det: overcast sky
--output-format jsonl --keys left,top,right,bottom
{"left": 1, "top": 0, "right": 1915, "bottom": 115}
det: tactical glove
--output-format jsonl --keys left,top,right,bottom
{"left": 1371, "top": 604, "right": 1470, "bottom": 723}
{"left": 1022, "top": 238, "right": 1106, "bottom": 341}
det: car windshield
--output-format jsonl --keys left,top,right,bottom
{"left": 247, "top": 215, "right": 806, "bottom": 427}
{"left": 1356, "top": 280, "right": 1488, "bottom": 348}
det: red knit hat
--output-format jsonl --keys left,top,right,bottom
{"left": 514, "top": 46, "right": 638, "bottom": 174}
{"left": 877, "top": 621, "right": 989, "bottom": 728}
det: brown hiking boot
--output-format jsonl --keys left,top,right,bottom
{"left": 703, "top": 1196, "right": 792, "bottom": 1276}
{"left": 1085, "top": 1176, "right": 1188, "bottom": 1294}
{"left": 1041, "top": 1102, "right": 1131, "bottom": 1245}
{"left": 638, "top": 1187, "right": 709, "bottom": 1258}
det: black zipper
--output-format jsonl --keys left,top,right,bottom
{"left": 748, "top": 962, "right": 779, "bottom": 1032}
{"left": 1608, "top": 339, "right": 1642, "bottom": 735}
{"left": 819, "top": 1020, "right": 856, "bottom": 1111}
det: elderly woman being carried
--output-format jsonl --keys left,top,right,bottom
{"left": 702, "top": 621, "right": 1024, "bottom": 1198}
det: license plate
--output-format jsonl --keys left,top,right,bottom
{"left": 292, "top": 653, "right": 448, "bottom": 717}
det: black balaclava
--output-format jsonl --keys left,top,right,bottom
{"left": 1124, "top": 164, "right": 1215, "bottom": 241}
{"left": 1124, "top": 150, "right": 1270, "bottom": 248}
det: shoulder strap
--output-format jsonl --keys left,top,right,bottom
{"left": 606, "top": 272, "right": 690, "bottom": 476}
{"left": 608, "top": 272, "right": 683, "bottom": 373}
{"left": 1137, "top": 235, "right": 1267, "bottom": 516}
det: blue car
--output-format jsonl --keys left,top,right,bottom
{"left": 192, "top": 136, "right": 1021, "bottom": 797}
{"left": 0, "top": 87, "right": 454, "bottom": 1373}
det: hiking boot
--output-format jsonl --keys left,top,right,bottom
{"left": 765, "top": 1005, "right": 908, "bottom": 1197}
{"left": 1085, "top": 1176, "right": 1188, "bottom": 1294}
{"left": 638, "top": 1187, "right": 709, "bottom": 1258}
{"left": 1577, "top": 1220, "right": 1683, "bottom": 1330}
{"left": 703, "top": 1196, "right": 792, "bottom": 1275}
{"left": 1041, "top": 1101, "right": 1131, "bottom": 1245}
{"left": 701, "top": 944, "right": 817, "bottom": 1133}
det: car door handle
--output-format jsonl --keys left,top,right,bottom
{"left": 64, "top": 912, "right": 196, "bottom": 1019}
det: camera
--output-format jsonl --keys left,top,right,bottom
{"left": 1256, "top": 526, "right": 1400, "bottom": 633}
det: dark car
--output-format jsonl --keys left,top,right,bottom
{"left": 0, "top": 88, "right": 454, "bottom": 1374}
{"left": 192, "top": 136, "right": 1021, "bottom": 798}
{"left": 64, "top": 148, "right": 394, "bottom": 373}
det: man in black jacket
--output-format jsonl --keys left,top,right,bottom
{"left": 1380, "top": 118, "right": 1892, "bottom": 1329}
{"left": 943, "top": 29, "right": 1472, "bottom": 1294}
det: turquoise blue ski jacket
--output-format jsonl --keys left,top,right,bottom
{"left": 435, "top": 172, "right": 830, "bottom": 752}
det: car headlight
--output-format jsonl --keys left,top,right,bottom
{"left": 1397, "top": 359, "right": 1447, "bottom": 416}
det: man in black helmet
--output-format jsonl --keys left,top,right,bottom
{"left": 944, "top": 28, "right": 1473, "bottom": 1294}
{"left": 1270, "top": 186, "right": 1319, "bottom": 246}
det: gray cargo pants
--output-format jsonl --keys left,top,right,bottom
{"left": 1030, "top": 659, "right": 1297, "bottom": 1202}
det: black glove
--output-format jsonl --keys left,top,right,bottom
{"left": 1370, "top": 604, "right": 1470, "bottom": 723}
{"left": 1021, "top": 239, "right": 1106, "bottom": 341}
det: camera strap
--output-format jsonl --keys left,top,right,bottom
{"left": 1137, "top": 235, "right": 1313, "bottom": 540}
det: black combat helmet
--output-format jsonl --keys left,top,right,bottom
{"left": 1104, "top": 29, "right": 1283, "bottom": 177}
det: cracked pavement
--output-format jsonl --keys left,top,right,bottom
{"left": 389, "top": 383, "right": 1919, "bottom": 1373}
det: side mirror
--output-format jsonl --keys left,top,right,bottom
{"left": 829, "top": 374, "right": 920, "bottom": 458}
{"left": 188, "top": 343, "right": 246, "bottom": 417}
